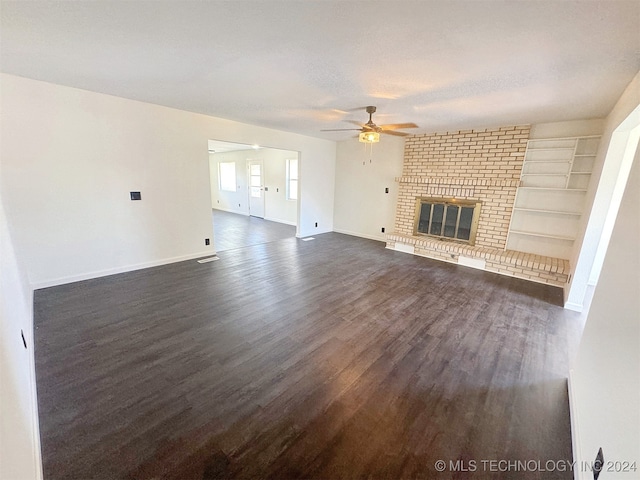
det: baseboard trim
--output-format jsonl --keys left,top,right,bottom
{"left": 565, "top": 301, "right": 584, "bottom": 313}
{"left": 27, "top": 290, "right": 44, "bottom": 480}
{"left": 264, "top": 216, "right": 296, "bottom": 226}
{"left": 568, "top": 370, "right": 583, "bottom": 480}
{"left": 212, "top": 207, "right": 248, "bottom": 216}
{"left": 333, "top": 228, "right": 386, "bottom": 242}
{"left": 30, "top": 250, "right": 215, "bottom": 290}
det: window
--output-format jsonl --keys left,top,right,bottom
{"left": 414, "top": 197, "right": 481, "bottom": 245}
{"left": 286, "top": 158, "right": 298, "bottom": 200}
{"left": 219, "top": 162, "right": 236, "bottom": 192}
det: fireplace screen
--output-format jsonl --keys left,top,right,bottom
{"left": 414, "top": 197, "right": 481, "bottom": 245}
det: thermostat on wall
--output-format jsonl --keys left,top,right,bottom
{"left": 130, "top": 191, "right": 141, "bottom": 200}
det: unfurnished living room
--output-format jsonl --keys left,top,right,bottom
{"left": 1, "top": 2, "right": 639, "bottom": 479}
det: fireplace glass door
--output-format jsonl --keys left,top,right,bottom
{"left": 415, "top": 198, "right": 481, "bottom": 245}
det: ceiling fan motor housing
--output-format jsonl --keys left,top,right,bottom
{"left": 365, "top": 106, "right": 378, "bottom": 129}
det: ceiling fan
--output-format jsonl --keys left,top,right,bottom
{"left": 321, "top": 106, "right": 418, "bottom": 142}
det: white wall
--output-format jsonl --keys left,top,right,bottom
{"left": 209, "top": 150, "right": 251, "bottom": 215}
{"left": 0, "top": 73, "right": 335, "bottom": 287}
{"left": 261, "top": 149, "right": 298, "bottom": 225}
{"left": 333, "top": 136, "right": 405, "bottom": 241}
{"left": 209, "top": 148, "right": 298, "bottom": 225}
{"left": 569, "top": 142, "right": 639, "bottom": 479}
{"left": 0, "top": 199, "right": 42, "bottom": 480}
{"left": 300, "top": 145, "right": 335, "bottom": 237}
{"left": 588, "top": 124, "right": 639, "bottom": 286}
{"left": 566, "top": 70, "right": 640, "bottom": 310}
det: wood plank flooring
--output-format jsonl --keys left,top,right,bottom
{"left": 212, "top": 209, "right": 296, "bottom": 252}
{"left": 34, "top": 233, "right": 585, "bottom": 479}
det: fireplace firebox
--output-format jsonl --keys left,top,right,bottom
{"left": 413, "top": 197, "right": 482, "bottom": 245}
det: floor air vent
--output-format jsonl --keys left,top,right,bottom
{"left": 197, "top": 256, "right": 219, "bottom": 264}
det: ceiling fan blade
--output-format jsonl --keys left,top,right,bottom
{"left": 322, "top": 106, "right": 414, "bottom": 136}
{"left": 381, "top": 130, "right": 410, "bottom": 137}
{"left": 320, "top": 128, "right": 363, "bottom": 132}
{"left": 379, "top": 122, "right": 419, "bottom": 130}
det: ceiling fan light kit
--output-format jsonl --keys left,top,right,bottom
{"left": 359, "top": 131, "right": 380, "bottom": 143}
{"left": 321, "top": 105, "right": 418, "bottom": 145}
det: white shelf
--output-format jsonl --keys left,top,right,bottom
{"left": 574, "top": 154, "right": 596, "bottom": 157}
{"left": 524, "top": 159, "right": 570, "bottom": 163}
{"left": 517, "top": 187, "right": 587, "bottom": 192}
{"left": 528, "top": 135, "right": 600, "bottom": 142}
{"left": 570, "top": 171, "right": 591, "bottom": 175}
{"left": 523, "top": 159, "right": 571, "bottom": 163}
{"left": 513, "top": 207, "right": 581, "bottom": 216}
{"left": 522, "top": 173, "right": 567, "bottom": 176}
{"left": 527, "top": 147, "right": 575, "bottom": 151}
{"left": 509, "top": 230, "right": 575, "bottom": 241}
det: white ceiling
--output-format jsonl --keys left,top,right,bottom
{"left": 1, "top": 1, "right": 639, "bottom": 140}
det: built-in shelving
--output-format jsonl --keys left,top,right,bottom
{"left": 506, "top": 135, "right": 601, "bottom": 259}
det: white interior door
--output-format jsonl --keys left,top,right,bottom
{"left": 248, "top": 160, "right": 265, "bottom": 218}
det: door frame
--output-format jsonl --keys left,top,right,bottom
{"left": 247, "top": 158, "right": 265, "bottom": 218}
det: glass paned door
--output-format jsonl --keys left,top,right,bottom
{"left": 248, "top": 160, "right": 264, "bottom": 218}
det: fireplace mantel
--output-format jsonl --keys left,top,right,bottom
{"left": 395, "top": 177, "right": 520, "bottom": 188}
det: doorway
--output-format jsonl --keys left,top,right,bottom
{"left": 248, "top": 160, "right": 265, "bottom": 218}
{"left": 208, "top": 140, "right": 299, "bottom": 252}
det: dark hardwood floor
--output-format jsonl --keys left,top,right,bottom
{"left": 34, "top": 233, "right": 585, "bottom": 479}
{"left": 212, "top": 209, "right": 296, "bottom": 252}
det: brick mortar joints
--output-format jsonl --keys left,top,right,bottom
{"left": 395, "top": 177, "right": 520, "bottom": 188}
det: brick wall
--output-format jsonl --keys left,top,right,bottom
{"left": 386, "top": 233, "right": 569, "bottom": 287}
{"left": 386, "top": 125, "right": 572, "bottom": 287}
{"left": 394, "top": 125, "right": 530, "bottom": 250}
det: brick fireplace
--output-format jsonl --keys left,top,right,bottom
{"left": 386, "top": 125, "right": 570, "bottom": 287}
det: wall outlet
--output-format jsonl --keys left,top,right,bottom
{"left": 381, "top": 227, "right": 385, "bottom": 233}
{"left": 385, "top": 187, "right": 389, "bottom": 193}
{"left": 315, "top": 222, "right": 318, "bottom": 227}
{"left": 205, "top": 238, "right": 210, "bottom": 246}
